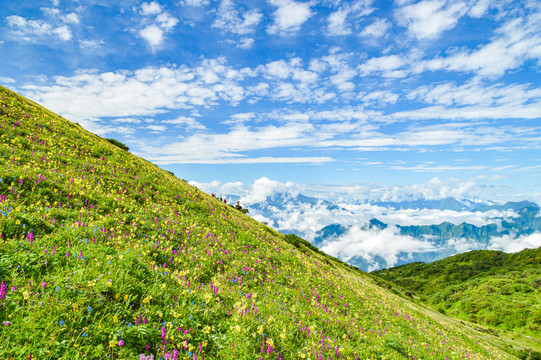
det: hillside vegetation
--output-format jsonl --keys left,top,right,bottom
{"left": 0, "top": 85, "right": 518, "bottom": 359}
{"left": 373, "top": 248, "right": 541, "bottom": 353}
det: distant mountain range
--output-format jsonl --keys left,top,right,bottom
{"left": 238, "top": 193, "right": 541, "bottom": 271}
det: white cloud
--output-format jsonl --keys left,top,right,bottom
{"left": 358, "top": 54, "right": 407, "bottom": 78}
{"left": 162, "top": 116, "right": 206, "bottom": 130}
{"left": 146, "top": 124, "right": 167, "bottom": 132}
{"left": 327, "top": 8, "right": 351, "bottom": 35}
{"left": 6, "top": 15, "right": 72, "bottom": 42}
{"left": 321, "top": 226, "right": 437, "bottom": 270}
{"left": 488, "top": 232, "right": 541, "bottom": 253}
{"left": 62, "top": 13, "right": 80, "bottom": 24}
{"left": 359, "top": 90, "right": 399, "bottom": 105}
{"left": 468, "top": 0, "right": 490, "bottom": 18}
{"left": 396, "top": 0, "right": 468, "bottom": 40}
{"left": 156, "top": 13, "right": 179, "bottom": 31}
{"left": 407, "top": 80, "right": 541, "bottom": 108}
{"left": 138, "top": 2, "right": 179, "bottom": 49}
{"left": 79, "top": 39, "right": 104, "bottom": 49}
{"left": 139, "top": 25, "right": 164, "bottom": 48}
{"left": 136, "top": 120, "right": 336, "bottom": 164}
{"left": 0, "top": 77, "right": 16, "bottom": 84}
{"left": 241, "top": 177, "right": 298, "bottom": 203}
{"left": 213, "top": 0, "right": 263, "bottom": 35}
{"left": 141, "top": 2, "right": 163, "bottom": 15}
{"left": 237, "top": 38, "right": 255, "bottom": 49}
{"left": 180, "top": 0, "right": 210, "bottom": 6}
{"left": 267, "top": 0, "right": 313, "bottom": 35}
{"left": 360, "top": 18, "right": 389, "bottom": 37}
{"left": 20, "top": 62, "right": 247, "bottom": 133}
{"left": 416, "top": 11, "right": 541, "bottom": 77}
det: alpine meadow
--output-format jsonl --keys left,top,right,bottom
{"left": 1, "top": 85, "right": 533, "bottom": 359}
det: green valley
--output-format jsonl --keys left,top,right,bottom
{"left": 373, "top": 248, "right": 541, "bottom": 358}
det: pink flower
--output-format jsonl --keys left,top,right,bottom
{"left": 41, "top": 282, "right": 46, "bottom": 288}
{"left": 161, "top": 326, "right": 166, "bottom": 340}
{"left": 0, "top": 280, "right": 6, "bottom": 299}
{"left": 118, "top": 340, "right": 124, "bottom": 346}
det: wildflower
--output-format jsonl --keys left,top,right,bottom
{"left": 118, "top": 340, "right": 125, "bottom": 346}
{"left": 3, "top": 321, "right": 11, "bottom": 326}
{"left": 87, "top": 306, "right": 92, "bottom": 314}
{"left": 10, "top": 285, "right": 16, "bottom": 292}
{"left": 0, "top": 279, "right": 6, "bottom": 299}
{"left": 161, "top": 326, "right": 166, "bottom": 340}
{"left": 41, "top": 282, "right": 46, "bottom": 288}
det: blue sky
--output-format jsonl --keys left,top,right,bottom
{"left": 1, "top": 0, "right": 541, "bottom": 203}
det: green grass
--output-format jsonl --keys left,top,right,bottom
{"left": 0, "top": 85, "right": 521, "bottom": 359}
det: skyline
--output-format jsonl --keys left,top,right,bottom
{"left": 1, "top": 0, "right": 540, "bottom": 203}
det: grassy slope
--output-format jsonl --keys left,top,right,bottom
{"left": 373, "top": 248, "right": 541, "bottom": 356}
{"left": 0, "top": 85, "right": 517, "bottom": 359}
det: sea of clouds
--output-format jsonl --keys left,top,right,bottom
{"left": 191, "top": 177, "right": 541, "bottom": 270}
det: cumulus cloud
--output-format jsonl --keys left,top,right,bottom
{"left": 19, "top": 58, "right": 255, "bottom": 132}
{"left": 267, "top": 0, "right": 313, "bottom": 35}
{"left": 241, "top": 177, "right": 298, "bottom": 203}
{"left": 396, "top": 0, "right": 468, "bottom": 40}
{"left": 138, "top": 2, "right": 179, "bottom": 49}
{"left": 213, "top": 0, "right": 263, "bottom": 35}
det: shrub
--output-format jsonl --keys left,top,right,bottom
{"left": 105, "top": 138, "right": 129, "bottom": 151}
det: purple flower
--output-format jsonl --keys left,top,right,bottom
{"left": 118, "top": 340, "right": 124, "bottom": 346}
{"left": 41, "top": 282, "right": 46, "bottom": 288}
{"left": 0, "top": 279, "right": 6, "bottom": 299}
{"left": 161, "top": 326, "right": 166, "bottom": 340}
{"left": 2, "top": 321, "right": 11, "bottom": 326}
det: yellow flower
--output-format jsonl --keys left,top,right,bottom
{"left": 142, "top": 296, "right": 153, "bottom": 304}
{"left": 113, "top": 315, "right": 118, "bottom": 323}
{"left": 124, "top": 294, "right": 129, "bottom": 302}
